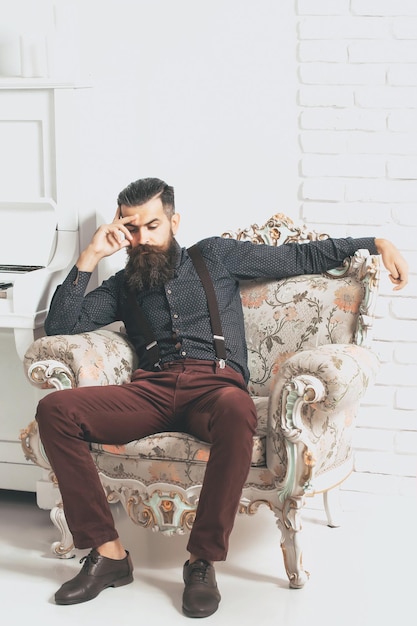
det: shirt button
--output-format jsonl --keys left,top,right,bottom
{"left": 167, "top": 289, "right": 172, "bottom": 294}
{"left": 173, "top": 313, "right": 179, "bottom": 319}
{"left": 181, "top": 351, "right": 187, "bottom": 356}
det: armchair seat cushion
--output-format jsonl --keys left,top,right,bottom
{"left": 91, "top": 396, "right": 269, "bottom": 469}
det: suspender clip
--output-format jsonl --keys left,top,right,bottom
{"left": 217, "top": 359, "right": 226, "bottom": 369}
{"left": 146, "top": 341, "right": 161, "bottom": 369}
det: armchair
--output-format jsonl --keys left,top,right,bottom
{"left": 20, "top": 214, "right": 380, "bottom": 589}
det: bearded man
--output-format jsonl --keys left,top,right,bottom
{"left": 36, "top": 177, "right": 408, "bottom": 618}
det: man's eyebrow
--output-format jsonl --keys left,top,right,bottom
{"left": 125, "top": 218, "right": 160, "bottom": 229}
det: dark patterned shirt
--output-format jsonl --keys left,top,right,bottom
{"left": 45, "top": 235, "right": 378, "bottom": 382}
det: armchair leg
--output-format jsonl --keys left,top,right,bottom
{"left": 323, "top": 487, "right": 343, "bottom": 528}
{"left": 273, "top": 496, "right": 310, "bottom": 589}
{"left": 50, "top": 503, "right": 75, "bottom": 559}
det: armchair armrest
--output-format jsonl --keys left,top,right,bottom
{"left": 24, "top": 329, "right": 138, "bottom": 390}
{"left": 267, "top": 343, "right": 380, "bottom": 497}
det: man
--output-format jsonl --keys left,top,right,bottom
{"left": 36, "top": 177, "right": 408, "bottom": 618}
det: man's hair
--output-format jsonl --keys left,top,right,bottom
{"left": 117, "top": 178, "right": 175, "bottom": 217}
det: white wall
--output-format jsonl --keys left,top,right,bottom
{"left": 73, "top": 0, "right": 299, "bottom": 257}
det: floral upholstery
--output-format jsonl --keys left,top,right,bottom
{"left": 242, "top": 273, "right": 365, "bottom": 397}
{"left": 20, "top": 213, "right": 381, "bottom": 589}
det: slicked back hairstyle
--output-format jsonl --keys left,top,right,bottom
{"left": 117, "top": 178, "right": 175, "bottom": 217}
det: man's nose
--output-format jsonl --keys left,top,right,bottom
{"left": 137, "top": 230, "right": 149, "bottom": 245}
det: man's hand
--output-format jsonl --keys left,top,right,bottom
{"left": 75, "top": 209, "right": 137, "bottom": 272}
{"left": 374, "top": 238, "right": 409, "bottom": 291}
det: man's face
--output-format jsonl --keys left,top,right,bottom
{"left": 119, "top": 196, "right": 180, "bottom": 250}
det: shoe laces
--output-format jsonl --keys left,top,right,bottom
{"left": 79, "top": 551, "right": 99, "bottom": 567}
{"left": 189, "top": 559, "right": 210, "bottom": 584}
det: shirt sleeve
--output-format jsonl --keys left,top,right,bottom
{"left": 208, "top": 235, "right": 378, "bottom": 280}
{"left": 44, "top": 265, "right": 121, "bottom": 335}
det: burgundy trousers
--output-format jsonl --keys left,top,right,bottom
{"left": 35, "top": 359, "right": 257, "bottom": 562}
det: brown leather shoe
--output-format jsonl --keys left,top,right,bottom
{"left": 182, "top": 559, "right": 221, "bottom": 618}
{"left": 55, "top": 549, "right": 133, "bottom": 605}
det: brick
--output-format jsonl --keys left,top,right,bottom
{"left": 298, "top": 219, "right": 349, "bottom": 238}
{"left": 300, "top": 63, "right": 385, "bottom": 85}
{"left": 303, "top": 219, "right": 375, "bottom": 238}
{"left": 348, "top": 130, "right": 417, "bottom": 155}
{"left": 395, "top": 431, "right": 417, "bottom": 454}
{"left": 354, "top": 450, "right": 416, "bottom": 476}
{"left": 352, "top": 224, "right": 380, "bottom": 240}
{"left": 393, "top": 17, "right": 417, "bottom": 39}
{"left": 377, "top": 361, "right": 417, "bottom": 385}
{"left": 375, "top": 314, "right": 415, "bottom": 340}
{"left": 398, "top": 476, "right": 417, "bottom": 497}
{"left": 356, "top": 86, "right": 417, "bottom": 108}
{"left": 351, "top": 1, "right": 417, "bottom": 17}
{"left": 301, "top": 179, "right": 345, "bottom": 201}
{"left": 298, "top": 16, "right": 390, "bottom": 39}
{"left": 346, "top": 179, "right": 417, "bottom": 203}
{"left": 301, "top": 202, "right": 391, "bottom": 224}
{"left": 388, "top": 156, "right": 417, "bottom": 179}
{"left": 374, "top": 301, "right": 390, "bottom": 323}
{"left": 373, "top": 341, "right": 395, "bottom": 363}
{"left": 357, "top": 408, "right": 394, "bottom": 430}
{"left": 388, "top": 65, "right": 417, "bottom": 86}
{"left": 342, "top": 472, "right": 414, "bottom": 498}
{"left": 349, "top": 41, "right": 417, "bottom": 63}
{"left": 358, "top": 407, "right": 417, "bottom": 431}
{"left": 298, "top": 41, "right": 348, "bottom": 62}
{"left": 298, "top": 86, "right": 354, "bottom": 107}
{"left": 297, "top": 0, "right": 350, "bottom": 15}
{"left": 396, "top": 388, "right": 417, "bottom": 410}
{"left": 378, "top": 278, "right": 417, "bottom": 299}
{"left": 394, "top": 342, "right": 417, "bottom": 363}
{"left": 353, "top": 427, "right": 395, "bottom": 451}
{"left": 301, "top": 154, "right": 385, "bottom": 177}
{"left": 390, "top": 298, "right": 417, "bottom": 321}
{"left": 391, "top": 207, "right": 417, "bottom": 226}
{"left": 300, "top": 108, "right": 386, "bottom": 130}
{"left": 378, "top": 228, "right": 417, "bottom": 254}
{"left": 388, "top": 111, "right": 417, "bottom": 131}
{"left": 300, "top": 130, "right": 348, "bottom": 153}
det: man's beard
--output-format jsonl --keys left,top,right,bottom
{"left": 124, "top": 236, "right": 177, "bottom": 292}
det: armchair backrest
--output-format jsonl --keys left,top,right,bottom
{"left": 222, "top": 214, "right": 380, "bottom": 397}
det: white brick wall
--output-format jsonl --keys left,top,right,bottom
{"left": 296, "top": 0, "right": 417, "bottom": 499}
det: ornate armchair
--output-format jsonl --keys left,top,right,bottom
{"left": 20, "top": 214, "right": 380, "bottom": 589}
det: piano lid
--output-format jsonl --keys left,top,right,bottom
{"left": 0, "top": 200, "right": 58, "bottom": 268}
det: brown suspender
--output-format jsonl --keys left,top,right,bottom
{"left": 187, "top": 244, "right": 226, "bottom": 364}
{"left": 127, "top": 244, "right": 226, "bottom": 370}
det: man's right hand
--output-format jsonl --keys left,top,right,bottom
{"left": 75, "top": 210, "right": 137, "bottom": 272}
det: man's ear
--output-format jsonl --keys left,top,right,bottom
{"left": 171, "top": 213, "right": 180, "bottom": 235}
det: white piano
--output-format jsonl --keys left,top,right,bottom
{"left": 0, "top": 81, "right": 85, "bottom": 491}
{"left": 0, "top": 200, "right": 78, "bottom": 359}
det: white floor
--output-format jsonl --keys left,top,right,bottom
{"left": 1, "top": 488, "right": 416, "bottom": 626}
